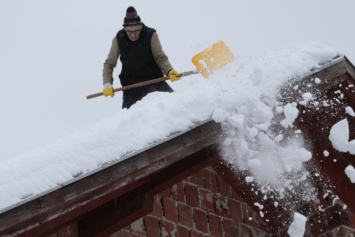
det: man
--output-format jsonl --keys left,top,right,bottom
{"left": 102, "top": 6, "right": 181, "bottom": 109}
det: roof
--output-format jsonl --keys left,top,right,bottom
{"left": 0, "top": 120, "right": 223, "bottom": 236}
{"left": 1, "top": 56, "right": 355, "bottom": 236}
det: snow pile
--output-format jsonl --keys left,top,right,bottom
{"left": 0, "top": 42, "right": 339, "bottom": 211}
{"left": 288, "top": 212, "right": 307, "bottom": 237}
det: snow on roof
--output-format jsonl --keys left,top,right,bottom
{"left": 0, "top": 42, "right": 339, "bottom": 212}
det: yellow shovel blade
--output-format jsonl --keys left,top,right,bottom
{"left": 192, "top": 40, "right": 235, "bottom": 78}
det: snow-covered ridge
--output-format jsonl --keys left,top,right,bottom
{"left": 0, "top": 42, "right": 339, "bottom": 211}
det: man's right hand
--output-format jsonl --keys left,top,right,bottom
{"left": 103, "top": 83, "right": 114, "bottom": 97}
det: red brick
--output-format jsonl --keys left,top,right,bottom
{"left": 251, "top": 228, "right": 268, "bottom": 237}
{"left": 144, "top": 215, "right": 160, "bottom": 237}
{"left": 223, "top": 218, "right": 238, "bottom": 237}
{"left": 338, "top": 226, "right": 355, "bottom": 236}
{"left": 178, "top": 203, "right": 193, "bottom": 228}
{"left": 159, "top": 188, "right": 171, "bottom": 198}
{"left": 204, "top": 169, "right": 218, "bottom": 193}
{"left": 325, "top": 204, "right": 348, "bottom": 230}
{"left": 193, "top": 208, "right": 208, "bottom": 233}
{"left": 190, "top": 170, "right": 204, "bottom": 187}
{"left": 130, "top": 218, "right": 145, "bottom": 236}
{"left": 308, "top": 212, "right": 327, "bottom": 236}
{"left": 214, "top": 195, "right": 229, "bottom": 217}
{"left": 160, "top": 220, "right": 176, "bottom": 237}
{"left": 348, "top": 208, "right": 355, "bottom": 229}
{"left": 208, "top": 213, "right": 223, "bottom": 237}
{"left": 185, "top": 183, "right": 200, "bottom": 208}
{"left": 239, "top": 224, "right": 250, "bottom": 237}
{"left": 171, "top": 182, "right": 185, "bottom": 202}
{"left": 216, "top": 174, "right": 231, "bottom": 197}
{"left": 229, "top": 199, "right": 243, "bottom": 222}
{"left": 231, "top": 189, "right": 244, "bottom": 202}
{"left": 176, "top": 225, "right": 190, "bottom": 237}
{"left": 110, "top": 229, "right": 141, "bottom": 237}
{"left": 323, "top": 226, "right": 355, "bottom": 237}
{"left": 242, "top": 203, "right": 269, "bottom": 231}
{"left": 190, "top": 230, "right": 204, "bottom": 237}
{"left": 163, "top": 198, "right": 179, "bottom": 223}
{"left": 319, "top": 230, "right": 333, "bottom": 237}
{"left": 199, "top": 188, "right": 215, "bottom": 213}
{"left": 150, "top": 195, "right": 163, "bottom": 218}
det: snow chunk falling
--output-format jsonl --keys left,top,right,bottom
{"left": 345, "top": 165, "right": 355, "bottom": 183}
{"left": 329, "top": 119, "right": 349, "bottom": 152}
{"left": 288, "top": 212, "right": 307, "bottom": 237}
{"left": 280, "top": 103, "right": 299, "bottom": 128}
{"left": 245, "top": 176, "right": 254, "bottom": 183}
{"left": 300, "top": 92, "right": 313, "bottom": 105}
{"left": 345, "top": 106, "right": 355, "bottom": 117}
{"left": 329, "top": 119, "right": 355, "bottom": 155}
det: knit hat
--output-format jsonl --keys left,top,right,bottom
{"left": 123, "top": 6, "right": 142, "bottom": 26}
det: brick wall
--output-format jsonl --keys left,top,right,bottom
{"left": 110, "top": 166, "right": 271, "bottom": 237}
{"left": 48, "top": 167, "right": 355, "bottom": 237}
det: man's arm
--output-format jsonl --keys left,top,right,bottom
{"left": 151, "top": 32, "right": 173, "bottom": 76}
{"left": 103, "top": 37, "right": 120, "bottom": 85}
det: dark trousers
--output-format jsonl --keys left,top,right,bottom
{"left": 122, "top": 81, "right": 174, "bottom": 109}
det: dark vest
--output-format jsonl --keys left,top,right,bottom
{"left": 116, "top": 25, "right": 164, "bottom": 86}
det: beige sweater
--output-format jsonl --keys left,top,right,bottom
{"left": 102, "top": 32, "right": 173, "bottom": 85}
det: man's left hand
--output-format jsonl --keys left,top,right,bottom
{"left": 168, "top": 69, "right": 181, "bottom": 82}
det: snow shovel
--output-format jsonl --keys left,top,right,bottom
{"left": 86, "top": 40, "right": 234, "bottom": 99}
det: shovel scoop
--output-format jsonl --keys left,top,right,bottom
{"left": 192, "top": 40, "right": 235, "bottom": 78}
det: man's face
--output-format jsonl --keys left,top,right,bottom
{"left": 124, "top": 25, "right": 143, "bottom": 41}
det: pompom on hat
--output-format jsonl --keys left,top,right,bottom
{"left": 123, "top": 6, "right": 142, "bottom": 26}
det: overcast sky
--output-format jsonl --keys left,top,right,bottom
{"left": 1, "top": 0, "right": 355, "bottom": 160}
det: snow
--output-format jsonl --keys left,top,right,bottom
{"left": 329, "top": 119, "right": 350, "bottom": 153}
{"left": 345, "top": 165, "right": 355, "bottom": 183}
{"left": 329, "top": 119, "right": 355, "bottom": 155}
{"left": 345, "top": 106, "right": 355, "bottom": 117}
{"left": 0, "top": 0, "right": 355, "bottom": 221}
{"left": 0, "top": 42, "right": 337, "bottom": 211}
{"left": 288, "top": 212, "right": 307, "bottom": 237}
{"left": 280, "top": 103, "right": 299, "bottom": 128}
{"left": 245, "top": 176, "right": 254, "bottom": 183}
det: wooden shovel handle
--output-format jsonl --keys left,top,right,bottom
{"left": 86, "top": 70, "right": 199, "bottom": 99}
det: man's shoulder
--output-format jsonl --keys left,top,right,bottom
{"left": 144, "top": 25, "right": 157, "bottom": 33}
{"left": 116, "top": 28, "right": 125, "bottom": 37}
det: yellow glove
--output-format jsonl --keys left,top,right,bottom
{"left": 168, "top": 69, "right": 181, "bottom": 82}
{"left": 103, "top": 83, "right": 114, "bottom": 97}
